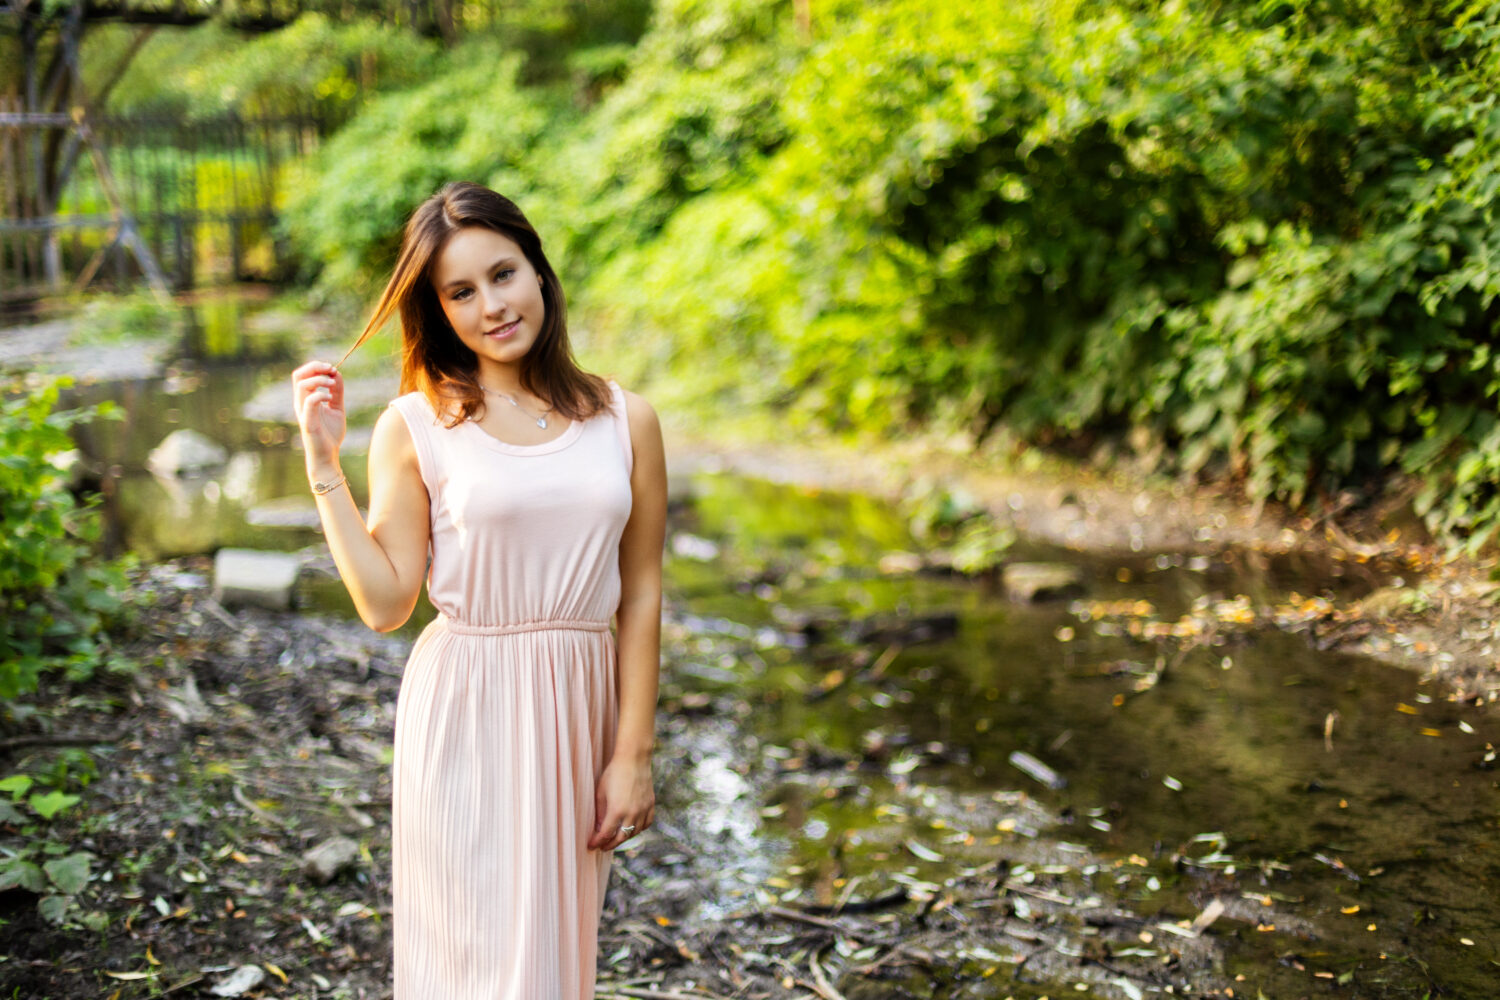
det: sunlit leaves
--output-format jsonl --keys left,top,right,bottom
{"left": 283, "top": 0, "right": 1500, "bottom": 549}
{"left": 0, "top": 379, "right": 134, "bottom": 699}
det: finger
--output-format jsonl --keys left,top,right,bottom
{"left": 302, "top": 386, "right": 333, "bottom": 426}
{"left": 613, "top": 816, "right": 643, "bottom": 847}
{"left": 595, "top": 812, "right": 625, "bottom": 850}
{"left": 300, "top": 374, "right": 337, "bottom": 392}
{"left": 588, "top": 805, "right": 618, "bottom": 850}
{"left": 291, "top": 360, "right": 331, "bottom": 381}
{"left": 292, "top": 373, "right": 333, "bottom": 405}
{"left": 605, "top": 812, "right": 638, "bottom": 850}
{"left": 592, "top": 787, "right": 609, "bottom": 833}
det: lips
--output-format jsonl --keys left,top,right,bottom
{"left": 486, "top": 320, "right": 519, "bottom": 338}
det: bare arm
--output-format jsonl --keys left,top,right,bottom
{"left": 613, "top": 388, "right": 667, "bottom": 762}
{"left": 293, "top": 361, "right": 431, "bottom": 633}
{"left": 588, "top": 386, "right": 666, "bottom": 852}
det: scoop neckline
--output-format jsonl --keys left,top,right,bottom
{"left": 461, "top": 413, "right": 585, "bottom": 456}
{"left": 410, "top": 380, "right": 616, "bottom": 457}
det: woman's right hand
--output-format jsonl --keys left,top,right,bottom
{"left": 291, "top": 360, "right": 346, "bottom": 474}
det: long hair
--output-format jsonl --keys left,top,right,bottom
{"left": 336, "top": 181, "right": 612, "bottom": 427}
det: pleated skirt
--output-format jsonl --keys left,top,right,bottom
{"left": 391, "top": 614, "right": 619, "bottom": 999}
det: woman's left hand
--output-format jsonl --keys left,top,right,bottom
{"left": 588, "top": 755, "right": 655, "bottom": 852}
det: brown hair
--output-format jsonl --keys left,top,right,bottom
{"left": 335, "top": 181, "right": 612, "bottom": 427}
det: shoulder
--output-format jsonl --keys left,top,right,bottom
{"left": 609, "top": 380, "right": 661, "bottom": 440}
{"left": 373, "top": 397, "right": 421, "bottom": 460}
{"left": 387, "top": 390, "right": 436, "bottom": 418}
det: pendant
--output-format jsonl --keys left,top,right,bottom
{"left": 536, "top": 416, "right": 548, "bottom": 428}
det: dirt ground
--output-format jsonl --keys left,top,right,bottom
{"left": 0, "top": 558, "right": 1252, "bottom": 1000}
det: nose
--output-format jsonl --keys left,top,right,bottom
{"left": 481, "top": 283, "right": 510, "bottom": 318}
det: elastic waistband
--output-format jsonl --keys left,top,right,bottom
{"left": 437, "top": 613, "right": 610, "bottom": 636}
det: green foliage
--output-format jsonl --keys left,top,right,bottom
{"left": 0, "top": 378, "right": 137, "bottom": 701}
{"left": 283, "top": 0, "right": 1500, "bottom": 551}
{"left": 574, "top": 0, "right": 1500, "bottom": 549}
{"left": 0, "top": 843, "right": 94, "bottom": 925}
{"left": 538, "top": 0, "right": 801, "bottom": 276}
{"left": 279, "top": 41, "right": 573, "bottom": 293}
{"left": 101, "top": 16, "right": 444, "bottom": 120}
{"left": 63, "top": 289, "right": 184, "bottom": 346}
{"left": 903, "top": 481, "right": 1015, "bottom": 574}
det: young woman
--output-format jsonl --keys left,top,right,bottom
{"left": 290, "top": 181, "right": 666, "bottom": 998}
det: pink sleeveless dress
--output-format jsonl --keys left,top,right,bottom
{"left": 384, "top": 378, "right": 633, "bottom": 1000}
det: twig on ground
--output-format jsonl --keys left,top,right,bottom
{"left": 808, "top": 944, "right": 848, "bottom": 1000}
{"left": 0, "top": 729, "right": 126, "bottom": 753}
{"left": 231, "top": 780, "right": 294, "bottom": 830}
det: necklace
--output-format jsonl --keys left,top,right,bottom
{"left": 479, "top": 383, "right": 552, "bottom": 428}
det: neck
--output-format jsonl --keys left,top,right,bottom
{"left": 474, "top": 360, "right": 524, "bottom": 397}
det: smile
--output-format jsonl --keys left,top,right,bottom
{"left": 486, "top": 320, "right": 520, "bottom": 339}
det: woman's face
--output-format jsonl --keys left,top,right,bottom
{"left": 431, "top": 226, "right": 547, "bottom": 370}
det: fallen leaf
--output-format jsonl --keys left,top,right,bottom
{"left": 904, "top": 839, "right": 944, "bottom": 862}
{"left": 1190, "top": 898, "right": 1225, "bottom": 936}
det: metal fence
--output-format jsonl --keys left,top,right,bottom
{"left": 0, "top": 101, "right": 330, "bottom": 302}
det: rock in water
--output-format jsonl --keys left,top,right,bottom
{"left": 213, "top": 548, "right": 302, "bottom": 611}
{"left": 1002, "top": 562, "right": 1084, "bottom": 603}
{"left": 146, "top": 428, "right": 227, "bottom": 478}
{"left": 302, "top": 835, "right": 361, "bottom": 884}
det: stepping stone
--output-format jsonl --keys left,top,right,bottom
{"left": 1002, "top": 562, "right": 1084, "bottom": 603}
{"left": 213, "top": 548, "right": 302, "bottom": 611}
{"left": 147, "top": 428, "right": 227, "bottom": 477}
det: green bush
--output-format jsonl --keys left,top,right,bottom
{"left": 0, "top": 378, "right": 137, "bottom": 701}
{"left": 576, "top": 0, "right": 1500, "bottom": 548}
{"left": 279, "top": 41, "right": 575, "bottom": 295}
{"left": 281, "top": 0, "right": 1500, "bottom": 551}
{"left": 99, "top": 15, "right": 444, "bottom": 121}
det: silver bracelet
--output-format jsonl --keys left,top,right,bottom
{"left": 311, "top": 473, "right": 347, "bottom": 496}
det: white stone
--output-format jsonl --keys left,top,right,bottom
{"left": 302, "top": 835, "right": 361, "bottom": 884}
{"left": 47, "top": 448, "right": 89, "bottom": 489}
{"left": 209, "top": 965, "right": 266, "bottom": 997}
{"left": 1002, "top": 562, "right": 1084, "bottom": 603}
{"left": 147, "top": 428, "right": 227, "bottom": 478}
{"left": 213, "top": 548, "right": 302, "bottom": 610}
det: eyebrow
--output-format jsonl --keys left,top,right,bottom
{"left": 439, "top": 257, "right": 520, "bottom": 292}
